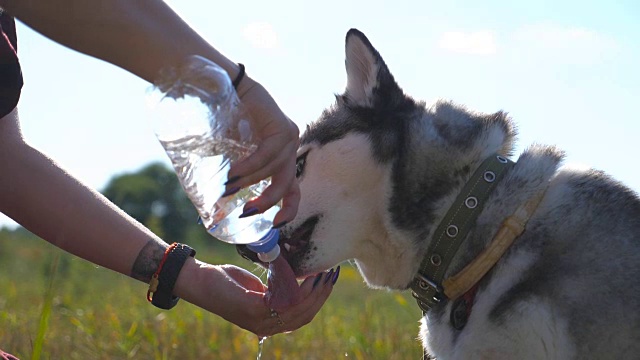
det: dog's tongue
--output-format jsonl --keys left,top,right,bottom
{"left": 264, "top": 255, "right": 302, "bottom": 312}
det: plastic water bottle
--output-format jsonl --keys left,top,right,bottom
{"left": 147, "top": 55, "right": 280, "bottom": 262}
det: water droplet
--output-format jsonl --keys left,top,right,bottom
{"left": 256, "top": 336, "right": 268, "bottom": 360}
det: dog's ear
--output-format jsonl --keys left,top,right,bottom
{"left": 344, "top": 29, "right": 402, "bottom": 108}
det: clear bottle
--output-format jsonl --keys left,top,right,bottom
{"left": 148, "top": 55, "right": 280, "bottom": 262}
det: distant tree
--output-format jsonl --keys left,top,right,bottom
{"left": 102, "top": 162, "right": 199, "bottom": 243}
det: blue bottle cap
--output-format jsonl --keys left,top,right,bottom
{"left": 246, "top": 228, "right": 279, "bottom": 254}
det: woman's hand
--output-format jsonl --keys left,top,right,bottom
{"left": 0, "top": 349, "right": 19, "bottom": 360}
{"left": 176, "top": 260, "right": 337, "bottom": 337}
{"left": 226, "top": 76, "right": 301, "bottom": 226}
{"left": 222, "top": 264, "right": 337, "bottom": 337}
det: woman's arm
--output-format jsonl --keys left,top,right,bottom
{"left": 0, "top": 108, "right": 334, "bottom": 336}
{"left": 0, "top": 0, "right": 240, "bottom": 82}
{"left": 1, "top": 0, "right": 301, "bottom": 222}
{"left": 0, "top": 108, "right": 163, "bottom": 279}
{"left": 0, "top": 0, "right": 327, "bottom": 335}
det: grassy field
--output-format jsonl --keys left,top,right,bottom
{"left": 0, "top": 230, "right": 424, "bottom": 359}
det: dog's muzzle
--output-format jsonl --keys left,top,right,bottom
{"left": 236, "top": 244, "right": 261, "bottom": 263}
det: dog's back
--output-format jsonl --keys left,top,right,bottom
{"left": 421, "top": 147, "right": 640, "bottom": 359}
{"left": 516, "top": 165, "right": 640, "bottom": 357}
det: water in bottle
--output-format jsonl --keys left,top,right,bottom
{"left": 148, "top": 55, "right": 280, "bottom": 261}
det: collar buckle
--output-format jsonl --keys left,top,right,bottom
{"left": 411, "top": 273, "right": 445, "bottom": 312}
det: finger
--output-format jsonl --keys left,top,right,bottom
{"left": 298, "top": 269, "right": 331, "bottom": 298}
{"left": 258, "top": 268, "right": 339, "bottom": 336}
{"left": 263, "top": 272, "right": 326, "bottom": 334}
{"left": 228, "top": 142, "right": 282, "bottom": 186}
{"left": 229, "top": 119, "right": 300, "bottom": 184}
{"left": 244, "top": 169, "right": 300, "bottom": 225}
{"left": 220, "top": 265, "right": 268, "bottom": 293}
{"left": 241, "top": 154, "right": 295, "bottom": 208}
{"left": 248, "top": 300, "right": 282, "bottom": 337}
{"left": 229, "top": 138, "right": 297, "bottom": 190}
{"left": 224, "top": 144, "right": 297, "bottom": 218}
{"left": 271, "top": 181, "right": 300, "bottom": 226}
{"left": 279, "top": 267, "right": 338, "bottom": 331}
{"left": 288, "top": 268, "right": 337, "bottom": 329}
{"left": 0, "top": 351, "right": 19, "bottom": 360}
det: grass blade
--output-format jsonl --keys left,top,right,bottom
{"left": 31, "top": 252, "right": 60, "bottom": 360}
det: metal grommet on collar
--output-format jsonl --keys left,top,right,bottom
{"left": 446, "top": 225, "right": 459, "bottom": 238}
{"left": 484, "top": 171, "right": 496, "bottom": 183}
{"left": 412, "top": 153, "right": 515, "bottom": 315}
{"left": 465, "top": 196, "right": 478, "bottom": 209}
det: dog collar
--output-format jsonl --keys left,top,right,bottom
{"left": 410, "top": 154, "right": 514, "bottom": 312}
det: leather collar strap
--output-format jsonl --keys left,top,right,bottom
{"left": 411, "top": 154, "right": 514, "bottom": 312}
{"left": 442, "top": 186, "right": 547, "bottom": 300}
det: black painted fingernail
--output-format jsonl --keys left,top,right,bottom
{"left": 312, "top": 273, "right": 323, "bottom": 289}
{"left": 197, "top": 216, "right": 203, "bottom": 225}
{"left": 272, "top": 221, "right": 288, "bottom": 229}
{"left": 239, "top": 207, "right": 259, "bottom": 218}
{"left": 224, "top": 175, "right": 241, "bottom": 185}
{"left": 324, "top": 268, "right": 335, "bottom": 284}
{"left": 221, "top": 186, "right": 241, "bottom": 198}
{"left": 332, "top": 266, "right": 341, "bottom": 285}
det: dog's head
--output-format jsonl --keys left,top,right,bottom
{"left": 238, "top": 29, "right": 516, "bottom": 289}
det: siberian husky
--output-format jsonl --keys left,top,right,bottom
{"left": 239, "top": 29, "right": 640, "bottom": 359}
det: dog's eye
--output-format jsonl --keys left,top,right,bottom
{"left": 296, "top": 152, "right": 309, "bottom": 178}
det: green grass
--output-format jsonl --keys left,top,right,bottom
{"left": 0, "top": 231, "right": 423, "bottom": 359}
{"left": 31, "top": 252, "right": 59, "bottom": 360}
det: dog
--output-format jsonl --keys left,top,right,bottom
{"left": 239, "top": 28, "right": 640, "bottom": 359}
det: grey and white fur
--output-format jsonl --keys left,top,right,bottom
{"left": 238, "top": 29, "right": 640, "bottom": 359}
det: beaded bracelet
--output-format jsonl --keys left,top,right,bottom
{"left": 147, "top": 242, "right": 196, "bottom": 310}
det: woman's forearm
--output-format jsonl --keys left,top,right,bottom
{"left": 0, "top": 110, "right": 166, "bottom": 281}
{"left": 0, "top": 0, "right": 241, "bottom": 83}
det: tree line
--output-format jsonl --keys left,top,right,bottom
{"left": 101, "top": 162, "right": 215, "bottom": 247}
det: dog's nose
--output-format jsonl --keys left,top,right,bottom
{"left": 236, "top": 244, "right": 260, "bottom": 263}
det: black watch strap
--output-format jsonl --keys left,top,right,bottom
{"left": 151, "top": 243, "right": 196, "bottom": 310}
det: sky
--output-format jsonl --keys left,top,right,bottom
{"left": 2, "top": 0, "right": 639, "bottom": 228}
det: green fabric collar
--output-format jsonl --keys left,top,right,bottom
{"left": 410, "top": 154, "right": 514, "bottom": 312}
